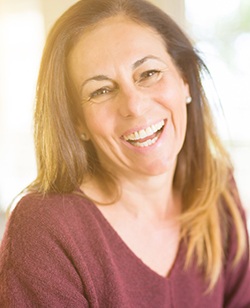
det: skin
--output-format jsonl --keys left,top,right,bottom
{"left": 68, "top": 16, "right": 190, "bottom": 276}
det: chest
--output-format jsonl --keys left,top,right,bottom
{"left": 123, "top": 223, "right": 180, "bottom": 277}
{"left": 99, "top": 205, "right": 180, "bottom": 277}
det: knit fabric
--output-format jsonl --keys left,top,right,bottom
{"left": 0, "top": 192, "right": 249, "bottom": 307}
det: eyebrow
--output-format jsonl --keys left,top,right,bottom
{"left": 81, "top": 55, "right": 165, "bottom": 88}
{"left": 132, "top": 55, "right": 164, "bottom": 69}
{"left": 81, "top": 75, "right": 112, "bottom": 88}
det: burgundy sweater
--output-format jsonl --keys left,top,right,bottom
{"left": 0, "top": 192, "right": 249, "bottom": 307}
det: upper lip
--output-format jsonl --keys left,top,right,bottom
{"left": 122, "top": 119, "right": 165, "bottom": 141}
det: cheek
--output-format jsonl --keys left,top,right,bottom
{"left": 83, "top": 106, "right": 115, "bottom": 141}
{"left": 85, "top": 118, "right": 105, "bottom": 140}
{"left": 154, "top": 74, "right": 186, "bottom": 100}
{"left": 154, "top": 82, "right": 187, "bottom": 117}
{"left": 155, "top": 81, "right": 188, "bottom": 134}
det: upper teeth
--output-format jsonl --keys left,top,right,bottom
{"left": 124, "top": 120, "right": 164, "bottom": 141}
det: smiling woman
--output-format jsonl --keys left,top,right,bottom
{"left": 68, "top": 16, "right": 189, "bottom": 181}
{"left": 0, "top": 0, "right": 249, "bottom": 307}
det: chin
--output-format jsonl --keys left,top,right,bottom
{"left": 141, "top": 157, "right": 177, "bottom": 177}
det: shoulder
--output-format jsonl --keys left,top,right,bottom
{"left": 8, "top": 191, "right": 95, "bottom": 230}
{"left": 1, "top": 192, "right": 99, "bottom": 261}
{"left": 11, "top": 190, "right": 92, "bottom": 214}
{"left": 0, "top": 192, "right": 105, "bottom": 280}
{"left": 0, "top": 192, "right": 96, "bottom": 306}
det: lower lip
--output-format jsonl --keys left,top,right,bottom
{"left": 121, "top": 120, "right": 168, "bottom": 153}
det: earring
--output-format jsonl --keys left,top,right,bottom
{"left": 80, "top": 132, "right": 89, "bottom": 141}
{"left": 186, "top": 96, "right": 192, "bottom": 104}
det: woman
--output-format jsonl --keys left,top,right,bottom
{"left": 0, "top": 0, "right": 249, "bottom": 306}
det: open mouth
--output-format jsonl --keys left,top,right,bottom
{"left": 122, "top": 120, "right": 165, "bottom": 148}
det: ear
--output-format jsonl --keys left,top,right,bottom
{"left": 184, "top": 81, "right": 191, "bottom": 97}
{"left": 183, "top": 81, "right": 192, "bottom": 104}
{"left": 185, "top": 96, "right": 192, "bottom": 104}
{"left": 80, "top": 132, "right": 90, "bottom": 141}
{"left": 76, "top": 118, "right": 90, "bottom": 141}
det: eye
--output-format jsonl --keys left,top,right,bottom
{"left": 85, "top": 86, "right": 117, "bottom": 104}
{"left": 140, "top": 70, "right": 161, "bottom": 79}
{"left": 136, "top": 69, "right": 164, "bottom": 87}
{"left": 90, "top": 87, "right": 111, "bottom": 98}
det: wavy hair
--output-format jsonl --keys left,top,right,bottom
{"left": 30, "top": 0, "right": 246, "bottom": 290}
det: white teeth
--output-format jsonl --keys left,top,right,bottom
{"left": 135, "top": 131, "right": 140, "bottom": 139}
{"left": 138, "top": 129, "right": 147, "bottom": 139}
{"left": 146, "top": 127, "right": 153, "bottom": 135}
{"left": 124, "top": 120, "right": 164, "bottom": 141}
{"left": 133, "top": 136, "right": 158, "bottom": 147}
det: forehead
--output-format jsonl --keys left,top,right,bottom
{"left": 68, "top": 16, "right": 170, "bottom": 74}
{"left": 75, "top": 15, "right": 166, "bottom": 48}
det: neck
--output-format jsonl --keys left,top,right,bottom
{"left": 117, "top": 168, "right": 179, "bottom": 222}
{"left": 81, "top": 161, "right": 180, "bottom": 222}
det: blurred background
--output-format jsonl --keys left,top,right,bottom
{"left": 0, "top": 0, "right": 249, "bottom": 238}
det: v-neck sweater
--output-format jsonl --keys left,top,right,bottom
{"left": 0, "top": 192, "right": 249, "bottom": 307}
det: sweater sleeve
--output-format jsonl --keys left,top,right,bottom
{"left": 223, "top": 181, "right": 250, "bottom": 308}
{"left": 0, "top": 195, "right": 89, "bottom": 308}
{"left": 223, "top": 221, "right": 250, "bottom": 307}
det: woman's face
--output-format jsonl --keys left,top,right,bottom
{"left": 68, "top": 16, "right": 190, "bottom": 180}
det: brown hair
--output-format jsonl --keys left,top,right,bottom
{"left": 31, "top": 0, "right": 246, "bottom": 290}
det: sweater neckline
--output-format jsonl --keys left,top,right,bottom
{"left": 80, "top": 193, "right": 183, "bottom": 283}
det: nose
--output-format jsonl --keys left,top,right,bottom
{"left": 118, "top": 85, "right": 151, "bottom": 118}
